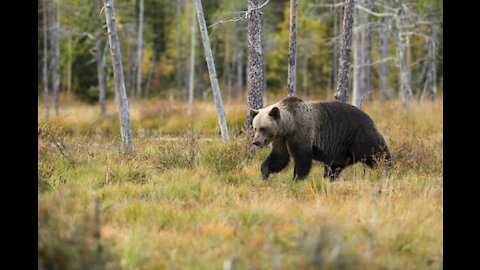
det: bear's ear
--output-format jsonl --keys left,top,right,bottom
{"left": 250, "top": 108, "right": 259, "bottom": 118}
{"left": 269, "top": 107, "right": 280, "bottom": 119}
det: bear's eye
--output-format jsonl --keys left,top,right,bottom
{"left": 259, "top": 127, "right": 266, "bottom": 132}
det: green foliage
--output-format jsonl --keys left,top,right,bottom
{"left": 266, "top": 0, "right": 329, "bottom": 92}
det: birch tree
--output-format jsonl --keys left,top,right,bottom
{"left": 420, "top": 24, "right": 437, "bottom": 102}
{"left": 193, "top": 0, "right": 229, "bottom": 142}
{"left": 246, "top": 0, "right": 265, "bottom": 130}
{"left": 393, "top": 0, "right": 412, "bottom": 109}
{"left": 287, "top": 0, "right": 297, "bottom": 97}
{"left": 102, "top": 0, "right": 134, "bottom": 153}
{"left": 52, "top": 0, "right": 61, "bottom": 116}
{"left": 135, "top": 0, "right": 144, "bottom": 97}
{"left": 188, "top": 2, "right": 196, "bottom": 115}
{"left": 335, "top": 0, "right": 356, "bottom": 103}
{"left": 197, "top": 32, "right": 205, "bottom": 101}
{"left": 43, "top": 0, "right": 50, "bottom": 119}
{"left": 95, "top": 33, "right": 107, "bottom": 115}
{"left": 177, "top": 0, "right": 184, "bottom": 100}
{"left": 352, "top": 0, "right": 363, "bottom": 107}
{"left": 379, "top": 0, "right": 391, "bottom": 102}
{"left": 363, "top": 0, "right": 372, "bottom": 101}
{"left": 235, "top": 20, "right": 244, "bottom": 99}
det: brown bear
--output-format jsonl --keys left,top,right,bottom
{"left": 250, "top": 96, "right": 391, "bottom": 181}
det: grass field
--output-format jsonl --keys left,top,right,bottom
{"left": 38, "top": 94, "right": 443, "bottom": 269}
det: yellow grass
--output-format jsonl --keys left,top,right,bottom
{"left": 38, "top": 94, "right": 443, "bottom": 269}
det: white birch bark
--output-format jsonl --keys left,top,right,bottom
{"left": 193, "top": 0, "right": 230, "bottom": 142}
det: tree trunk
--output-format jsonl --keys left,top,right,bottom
{"left": 135, "top": 0, "right": 144, "bottom": 97}
{"left": 177, "top": 0, "right": 184, "bottom": 100}
{"left": 364, "top": 0, "right": 372, "bottom": 101}
{"left": 287, "top": 0, "right": 297, "bottom": 97}
{"left": 223, "top": 30, "right": 231, "bottom": 101}
{"left": 335, "top": 0, "right": 356, "bottom": 103}
{"left": 246, "top": 0, "right": 265, "bottom": 130}
{"left": 66, "top": 34, "right": 73, "bottom": 98}
{"left": 52, "top": 1, "right": 61, "bottom": 116}
{"left": 197, "top": 32, "right": 205, "bottom": 101}
{"left": 394, "top": 1, "right": 411, "bottom": 110}
{"left": 194, "top": 0, "right": 230, "bottom": 142}
{"left": 405, "top": 34, "right": 412, "bottom": 95}
{"left": 188, "top": 2, "right": 196, "bottom": 115}
{"left": 379, "top": 0, "right": 391, "bottom": 102}
{"left": 420, "top": 26, "right": 437, "bottom": 102}
{"left": 103, "top": 0, "right": 134, "bottom": 153}
{"left": 302, "top": 54, "right": 308, "bottom": 97}
{"left": 352, "top": 0, "right": 363, "bottom": 108}
{"left": 332, "top": 0, "right": 340, "bottom": 92}
{"left": 43, "top": 0, "right": 50, "bottom": 119}
{"left": 96, "top": 33, "right": 107, "bottom": 115}
{"left": 235, "top": 20, "right": 244, "bottom": 99}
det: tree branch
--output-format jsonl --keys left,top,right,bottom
{"left": 208, "top": 0, "right": 272, "bottom": 28}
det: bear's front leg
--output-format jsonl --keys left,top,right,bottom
{"left": 288, "top": 142, "right": 313, "bottom": 180}
{"left": 260, "top": 140, "right": 290, "bottom": 180}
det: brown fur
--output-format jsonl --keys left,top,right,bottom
{"left": 250, "top": 96, "right": 391, "bottom": 180}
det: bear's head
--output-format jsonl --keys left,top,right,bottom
{"left": 250, "top": 107, "right": 281, "bottom": 148}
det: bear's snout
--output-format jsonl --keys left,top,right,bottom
{"left": 252, "top": 140, "right": 263, "bottom": 147}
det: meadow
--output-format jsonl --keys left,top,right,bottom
{"left": 38, "top": 93, "right": 443, "bottom": 269}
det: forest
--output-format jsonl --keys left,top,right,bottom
{"left": 38, "top": 0, "right": 443, "bottom": 269}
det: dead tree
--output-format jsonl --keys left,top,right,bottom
{"left": 95, "top": 33, "right": 107, "bottom": 115}
{"left": 135, "top": 0, "right": 144, "bottom": 97}
{"left": 193, "top": 0, "right": 230, "bottom": 142}
{"left": 188, "top": 2, "right": 196, "bottom": 115}
{"left": 246, "top": 0, "right": 266, "bottom": 129}
{"left": 43, "top": 0, "right": 50, "bottom": 119}
{"left": 103, "top": 0, "right": 135, "bottom": 153}
{"left": 393, "top": 0, "right": 411, "bottom": 109}
{"left": 352, "top": 0, "right": 363, "bottom": 108}
{"left": 335, "top": 0, "right": 356, "bottom": 103}
{"left": 379, "top": 0, "right": 392, "bottom": 102}
{"left": 287, "top": 0, "right": 297, "bottom": 97}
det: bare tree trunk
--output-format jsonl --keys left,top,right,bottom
{"left": 246, "top": 0, "right": 265, "bottom": 130}
{"left": 332, "top": 0, "right": 339, "bottom": 92}
{"left": 96, "top": 33, "right": 107, "bottom": 115}
{"left": 194, "top": 0, "right": 229, "bottom": 142}
{"left": 335, "top": 0, "right": 355, "bottom": 103}
{"left": 188, "top": 2, "right": 196, "bottom": 115}
{"left": 103, "top": 0, "right": 134, "bottom": 153}
{"left": 287, "top": 0, "right": 297, "bottom": 97}
{"left": 52, "top": 2, "right": 61, "bottom": 116}
{"left": 43, "top": 0, "right": 50, "bottom": 119}
{"left": 223, "top": 31, "right": 231, "bottom": 101}
{"left": 405, "top": 34, "right": 412, "bottom": 95}
{"left": 420, "top": 26, "right": 437, "bottom": 102}
{"left": 364, "top": 0, "right": 373, "bottom": 101}
{"left": 394, "top": 1, "right": 411, "bottom": 110}
{"left": 379, "top": 0, "right": 391, "bottom": 102}
{"left": 184, "top": 0, "right": 191, "bottom": 101}
{"left": 135, "top": 0, "right": 144, "bottom": 97}
{"left": 177, "top": 0, "right": 184, "bottom": 100}
{"left": 66, "top": 34, "right": 73, "bottom": 98}
{"left": 235, "top": 20, "right": 244, "bottom": 99}
{"left": 197, "top": 33, "right": 205, "bottom": 101}
{"left": 352, "top": 0, "right": 363, "bottom": 108}
{"left": 302, "top": 54, "right": 308, "bottom": 97}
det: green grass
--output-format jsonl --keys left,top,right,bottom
{"left": 38, "top": 96, "right": 443, "bottom": 269}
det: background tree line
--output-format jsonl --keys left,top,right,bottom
{"left": 38, "top": 0, "right": 442, "bottom": 108}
